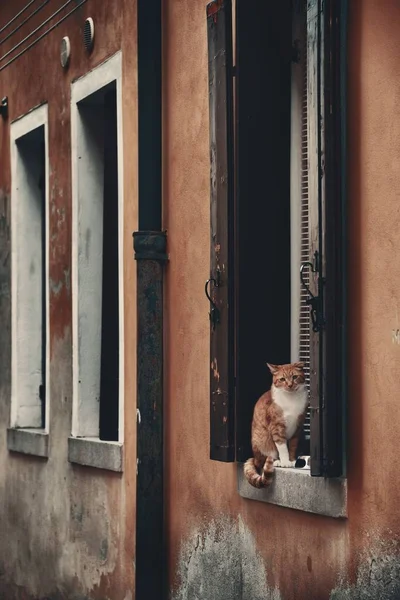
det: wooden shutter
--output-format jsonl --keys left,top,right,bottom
{"left": 306, "top": 0, "right": 324, "bottom": 476}
{"left": 322, "top": 0, "right": 348, "bottom": 478}
{"left": 306, "top": 0, "right": 347, "bottom": 477}
{"left": 292, "top": 0, "right": 311, "bottom": 444}
{"left": 207, "top": 0, "right": 235, "bottom": 462}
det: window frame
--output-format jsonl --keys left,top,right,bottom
{"left": 207, "top": 0, "right": 348, "bottom": 507}
{"left": 69, "top": 52, "right": 124, "bottom": 471}
{"left": 9, "top": 103, "right": 50, "bottom": 450}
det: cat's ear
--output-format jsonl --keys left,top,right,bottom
{"left": 267, "top": 363, "right": 279, "bottom": 374}
{"left": 293, "top": 362, "right": 304, "bottom": 371}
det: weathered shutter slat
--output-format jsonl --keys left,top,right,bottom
{"left": 293, "top": 0, "right": 311, "bottom": 444}
{"left": 307, "top": 0, "right": 347, "bottom": 477}
{"left": 307, "top": 0, "right": 324, "bottom": 476}
{"left": 207, "top": 0, "right": 235, "bottom": 462}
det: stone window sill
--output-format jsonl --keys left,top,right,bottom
{"left": 68, "top": 437, "right": 123, "bottom": 473}
{"left": 237, "top": 463, "right": 347, "bottom": 518}
{"left": 7, "top": 428, "right": 49, "bottom": 458}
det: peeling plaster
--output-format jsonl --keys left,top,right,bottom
{"left": 331, "top": 539, "right": 400, "bottom": 600}
{"left": 171, "top": 516, "right": 281, "bottom": 600}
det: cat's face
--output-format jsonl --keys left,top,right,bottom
{"left": 267, "top": 362, "right": 305, "bottom": 392}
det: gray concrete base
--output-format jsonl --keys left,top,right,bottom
{"left": 238, "top": 463, "right": 347, "bottom": 518}
{"left": 68, "top": 437, "right": 123, "bottom": 472}
{"left": 7, "top": 428, "right": 49, "bottom": 458}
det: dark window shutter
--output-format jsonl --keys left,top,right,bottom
{"left": 307, "top": 0, "right": 347, "bottom": 477}
{"left": 306, "top": 0, "right": 324, "bottom": 476}
{"left": 207, "top": 0, "right": 235, "bottom": 462}
{"left": 322, "top": 0, "right": 348, "bottom": 478}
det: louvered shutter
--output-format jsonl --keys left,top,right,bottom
{"left": 207, "top": 0, "right": 235, "bottom": 462}
{"left": 305, "top": 0, "right": 323, "bottom": 475}
{"left": 292, "top": 0, "right": 311, "bottom": 444}
{"left": 305, "top": 0, "right": 347, "bottom": 477}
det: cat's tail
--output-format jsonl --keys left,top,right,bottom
{"left": 243, "top": 457, "right": 274, "bottom": 488}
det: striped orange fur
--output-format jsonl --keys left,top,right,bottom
{"left": 243, "top": 362, "right": 308, "bottom": 488}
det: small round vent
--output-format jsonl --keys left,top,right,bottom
{"left": 83, "top": 17, "right": 95, "bottom": 53}
{"left": 60, "top": 36, "right": 71, "bottom": 68}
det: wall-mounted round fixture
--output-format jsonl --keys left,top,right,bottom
{"left": 60, "top": 36, "right": 71, "bottom": 68}
{"left": 0, "top": 97, "right": 8, "bottom": 120}
{"left": 84, "top": 17, "right": 95, "bottom": 53}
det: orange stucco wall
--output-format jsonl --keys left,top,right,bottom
{"left": 164, "top": 0, "right": 400, "bottom": 598}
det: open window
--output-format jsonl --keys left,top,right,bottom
{"left": 10, "top": 104, "right": 49, "bottom": 434}
{"left": 206, "top": 0, "right": 347, "bottom": 480}
{"left": 70, "top": 54, "right": 124, "bottom": 472}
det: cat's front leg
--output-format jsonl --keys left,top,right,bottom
{"left": 288, "top": 433, "right": 300, "bottom": 462}
{"left": 274, "top": 442, "right": 296, "bottom": 468}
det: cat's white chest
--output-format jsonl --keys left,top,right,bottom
{"left": 272, "top": 386, "right": 308, "bottom": 439}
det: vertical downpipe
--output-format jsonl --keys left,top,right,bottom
{"left": 134, "top": 0, "right": 167, "bottom": 598}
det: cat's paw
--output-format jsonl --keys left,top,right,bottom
{"left": 274, "top": 459, "right": 296, "bottom": 468}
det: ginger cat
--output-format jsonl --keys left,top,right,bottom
{"left": 244, "top": 362, "right": 308, "bottom": 488}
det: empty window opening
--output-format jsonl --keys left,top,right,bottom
{"left": 11, "top": 115, "right": 47, "bottom": 430}
{"left": 73, "top": 80, "right": 120, "bottom": 442}
{"left": 235, "top": 0, "right": 311, "bottom": 461}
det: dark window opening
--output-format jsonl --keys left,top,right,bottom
{"left": 235, "top": 0, "right": 293, "bottom": 463}
{"left": 100, "top": 89, "right": 119, "bottom": 442}
{"left": 77, "top": 82, "right": 119, "bottom": 442}
{"left": 207, "top": 0, "right": 346, "bottom": 477}
{"left": 16, "top": 125, "right": 46, "bottom": 429}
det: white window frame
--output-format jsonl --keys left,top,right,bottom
{"left": 70, "top": 52, "right": 124, "bottom": 466}
{"left": 10, "top": 103, "right": 50, "bottom": 435}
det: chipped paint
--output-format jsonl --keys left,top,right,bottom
{"left": 391, "top": 329, "right": 400, "bottom": 344}
{"left": 211, "top": 357, "right": 220, "bottom": 381}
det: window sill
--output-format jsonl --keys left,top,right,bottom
{"left": 7, "top": 428, "right": 49, "bottom": 458}
{"left": 237, "top": 463, "right": 347, "bottom": 518}
{"left": 68, "top": 437, "right": 123, "bottom": 473}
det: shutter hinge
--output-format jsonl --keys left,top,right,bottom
{"left": 300, "top": 250, "right": 325, "bottom": 333}
{"left": 205, "top": 269, "right": 221, "bottom": 330}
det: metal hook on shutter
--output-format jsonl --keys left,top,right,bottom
{"left": 300, "top": 261, "right": 315, "bottom": 299}
{"left": 205, "top": 271, "right": 221, "bottom": 330}
{"left": 300, "top": 259, "right": 320, "bottom": 333}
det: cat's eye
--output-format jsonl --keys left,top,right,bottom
{"left": 279, "top": 377, "right": 285, "bottom": 382}
{"left": 293, "top": 375, "right": 298, "bottom": 380}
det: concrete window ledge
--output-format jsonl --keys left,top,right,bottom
{"left": 7, "top": 428, "right": 49, "bottom": 458}
{"left": 237, "top": 463, "right": 347, "bottom": 518}
{"left": 68, "top": 437, "right": 123, "bottom": 473}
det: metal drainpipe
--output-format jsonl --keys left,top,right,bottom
{"left": 134, "top": 0, "right": 167, "bottom": 598}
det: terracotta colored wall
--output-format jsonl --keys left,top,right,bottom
{"left": 0, "top": 2, "right": 137, "bottom": 598}
{"left": 164, "top": 0, "right": 400, "bottom": 598}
